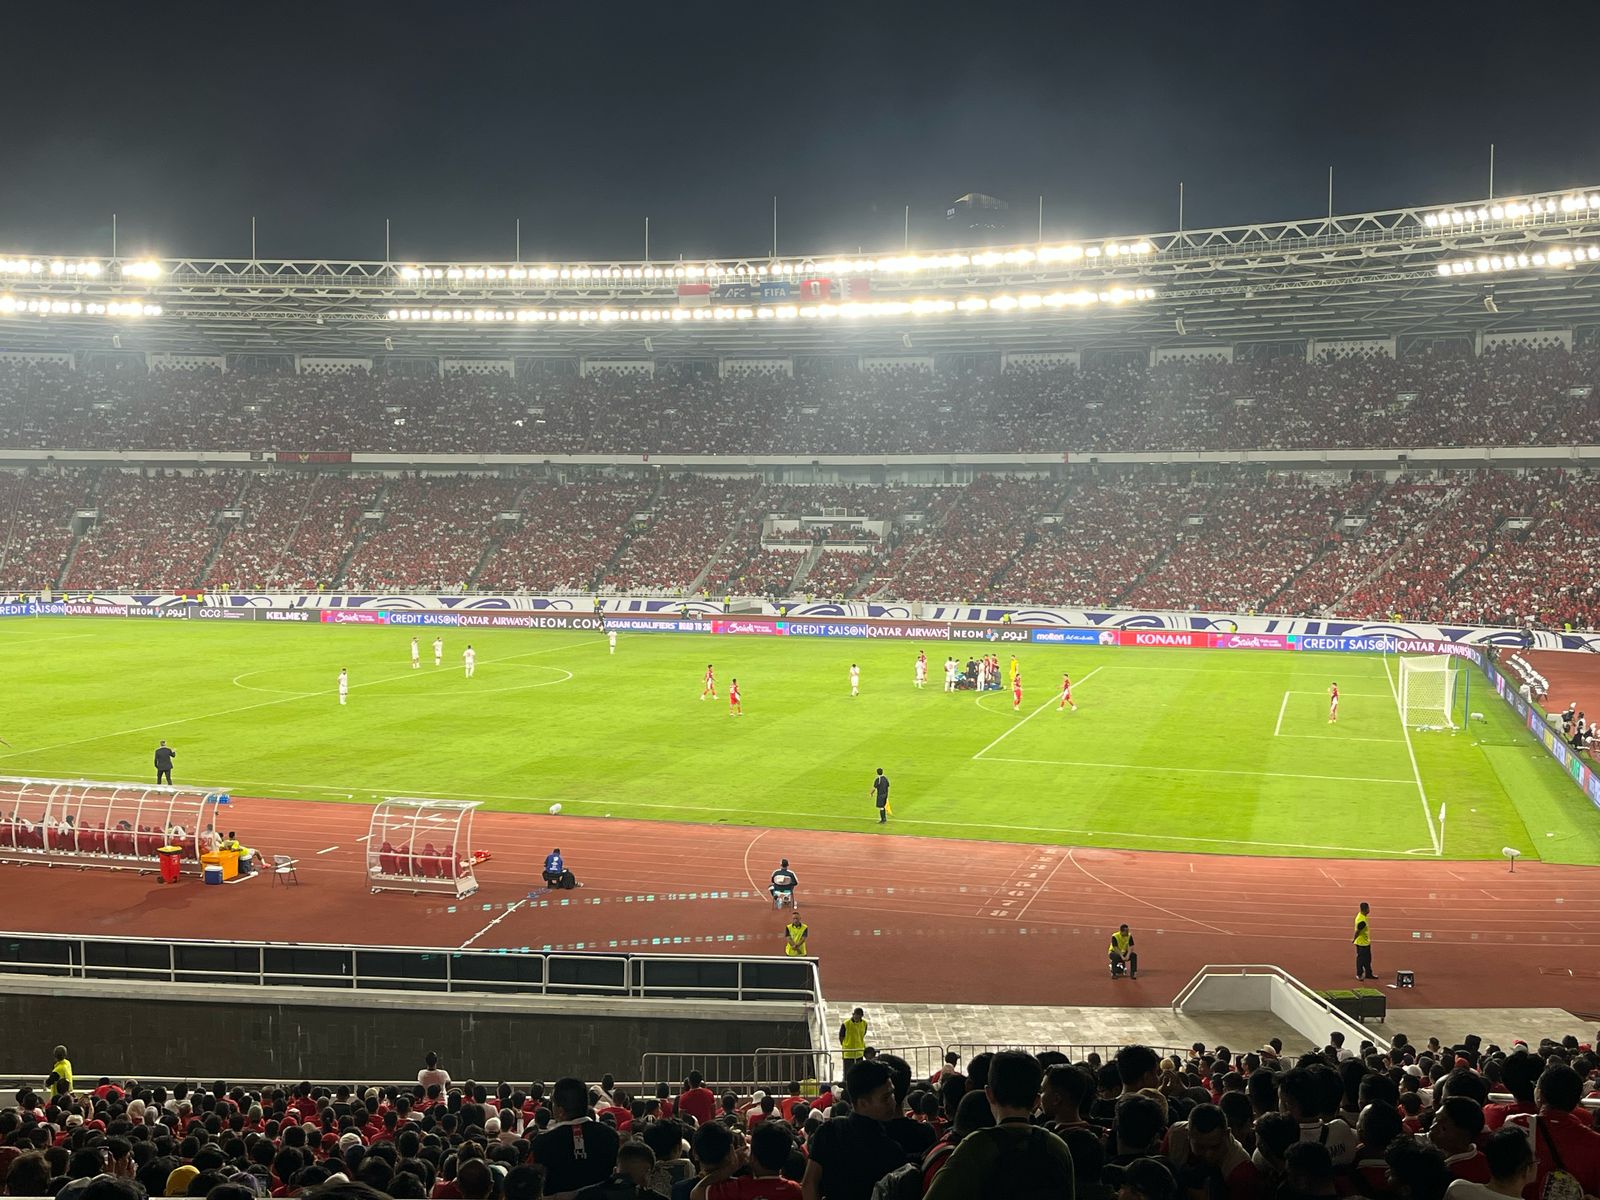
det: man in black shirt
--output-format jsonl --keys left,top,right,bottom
{"left": 801, "top": 1059, "right": 907, "bottom": 1200}
{"left": 532, "top": 1076, "right": 621, "bottom": 1200}
{"left": 871, "top": 769, "right": 890, "bottom": 825}
{"left": 876, "top": 1054, "right": 937, "bottom": 1161}
{"left": 154, "top": 740, "right": 176, "bottom": 786}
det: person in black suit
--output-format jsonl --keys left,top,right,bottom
{"left": 154, "top": 741, "right": 176, "bottom": 786}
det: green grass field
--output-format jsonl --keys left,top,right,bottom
{"left": 3, "top": 618, "right": 1598, "bottom": 863}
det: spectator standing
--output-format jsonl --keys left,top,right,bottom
{"left": 693, "top": 1121, "right": 801, "bottom": 1200}
{"left": 840, "top": 1008, "right": 869, "bottom": 1064}
{"left": 923, "top": 1051, "right": 1074, "bottom": 1200}
{"left": 784, "top": 911, "right": 809, "bottom": 957}
{"left": 1353, "top": 902, "right": 1376, "bottom": 981}
{"left": 801, "top": 1059, "right": 908, "bottom": 1200}
{"left": 677, "top": 1073, "right": 717, "bottom": 1128}
{"left": 154, "top": 740, "right": 176, "bottom": 786}
{"left": 532, "top": 1076, "right": 622, "bottom": 1200}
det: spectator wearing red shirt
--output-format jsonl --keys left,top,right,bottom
{"left": 677, "top": 1073, "right": 717, "bottom": 1128}
{"left": 1484, "top": 1054, "right": 1540, "bottom": 1131}
{"left": 777, "top": 1084, "right": 806, "bottom": 1123}
{"left": 692, "top": 1121, "right": 802, "bottom": 1200}
{"left": 1506, "top": 1065, "right": 1600, "bottom": 1200}
{"left": 598, "top": 1087, "right": 634, "bottom": 1133}
{"left": 1428, "top": 1097, "right": 1491, "bottom": 1183}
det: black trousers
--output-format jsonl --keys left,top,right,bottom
{"left": 1355, "top": 945, "right": 1374, "bottom": 979}
{"left": 1110, "top": 952, "right": 1138, "bottom": 977}
{"left": 156, "top": 768, "right": 172, "bottom": 785}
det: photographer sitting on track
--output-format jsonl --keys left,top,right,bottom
{"left": 769, "top": 859, "right": 798, "bottom": 909}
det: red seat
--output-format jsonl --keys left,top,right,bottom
{"left": 0, "top": 821, "right": 14, "bottom": 848}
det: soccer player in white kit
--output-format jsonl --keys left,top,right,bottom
{"left": 411, "top": 637, "right": 420, "bottom": 669}
{"left": 849, "top": 663, "right": 860, "bottom": 696}
{"left": 608, "top": 630, "right": 617, "bottom": 655}
{"left": 338, "top": 668, "right": 349, "bottom": 706}
{"left": 463, "top": 644, "right": 476, "bottom": 677}
{"left": 944, "top": 657, "right": 957, "bottom": 692}
{"left": 914, "top": 652, "right": 926, "bottom": 689}
{"left": 433, "top": 636, "right": 443, "bottom": 666}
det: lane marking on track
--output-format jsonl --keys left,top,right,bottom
{"left": 316, "top": 845, "right": 340, "bottom": 855}
{"left": 460, "top": 898, "right": 527, "bottom": 948}
{"left": 1067, "top": 847, "right": 1232, "bottom": 936}
{"left": 972, "top": 666, "right": 1104, "bottom": 760}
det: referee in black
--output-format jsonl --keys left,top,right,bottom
{"left": 154, "top": 740, "right": 176, "bottom": 786}
{"left": 871, "top": 768, "right": 890, "bottom": 824}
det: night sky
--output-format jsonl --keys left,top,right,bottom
{"left": 6, "top": 0, "right": 1600, "bottom": 263}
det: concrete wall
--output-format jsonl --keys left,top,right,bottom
{"left": 0, "top": 985, "right": 806, "bottom": 1081}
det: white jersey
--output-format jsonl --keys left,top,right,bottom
{"left": 433, "top": 638, "right": 443, "bottom": 661}
{"left": 849, "top": 667, "right": 860, "bottom": 685}
{"left": 338, "top": 673, "right": 349, "bottom": 693}
{"left": 411, "top": 641, "right": 419, "bottom": 660}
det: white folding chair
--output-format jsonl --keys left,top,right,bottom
{"left": 271, "top": 854, "right": 300, "bottom": 885}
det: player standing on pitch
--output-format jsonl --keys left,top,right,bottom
{"left": 1329, "top": 682, "right": 1339, "bottom": 723}
{"left": 1058, "top": 672, "right": 1077, "bottom": 712}
{"left": 411, "top": 637, "right": 420, "bottom": 669}
{"left": 338, "top": 668, "right": 349, "bottom": 706}
{"left": 849, "top": 663, "right": 860, "bottom": 697}
{"left": 1012, "top": 669, "right": 1024, "bottom": 712}
{"left": 608, "top": 628, "right": 617, "bottom": 655}
{"left": 872, "top": 767, "right": 890, "bottom": 823}
{"left": 433, "top": 635, "right": 443, "bottom": 666}
{"left": 463, "top": 644, "right": 476, "bottom": 678}
{"left": 701, "top": 663, "right": 717, "bottom": 700}
{"left": 728, "top": 677, "right": 742, "bottom": 716}
{"left": 914, "top": 651, "right": 927, "bottom": 689}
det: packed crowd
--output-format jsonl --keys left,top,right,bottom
{"left": 6, "top": 347, "right": 1600, "bottom": 457}
{"left": 6, "top": 464, "right": 1600, "bottom": 628}
{"left": 7, "top": 1029, "right": 1599, "bottom": 1200}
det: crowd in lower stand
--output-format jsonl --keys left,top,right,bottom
{"left": 6, "top": 466, "right": 1600, "bottom": 629}
{"left": 7, "top": 1031, "right": 1599, "bottom": 1200}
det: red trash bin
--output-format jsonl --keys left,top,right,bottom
{"left": 157, "top": 845, "right": 183, "bottom": 884}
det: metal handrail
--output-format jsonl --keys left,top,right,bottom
{"left": 0, "top": 929, "right": 822, "bottom": 1004}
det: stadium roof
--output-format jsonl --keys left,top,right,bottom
{"left": 5, "top": 186, "right": 1600, "bottom": 360}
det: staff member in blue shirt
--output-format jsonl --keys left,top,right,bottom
{"left": 543, "top": 847, "right": 566, "bottom": 887}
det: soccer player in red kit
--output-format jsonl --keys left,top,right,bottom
{"left": 1058, "top": 672, "right": 1077, "bottom": 712}
{"left": 1012, "top": 671, "right": 1023, "bottom": 712}
{"left": 729, "top": 678, "right": 742, "bottom": 716}
{"left": 701, "top": 664, "right": 717, "bottom": 701}
{"left": 1329, "top": 682, "right": 1339, "bottom": 723}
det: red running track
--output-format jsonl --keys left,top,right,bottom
{"left": 1, "top": 798, "right": 1596, "bottom": 1010}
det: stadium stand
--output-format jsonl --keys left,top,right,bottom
{"left": 4, "top": 345, "right": 1600, "bottom": 455}
{"left": 4, "top": 1033, "right": 1597, "bottom": 1200}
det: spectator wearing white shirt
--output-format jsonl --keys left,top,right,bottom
{"left": 417, "top": 1050, "right": 452, "bottom": 1091}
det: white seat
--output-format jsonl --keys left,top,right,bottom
{"left": 271, "top": 855, "right": 300, "bottom": 885}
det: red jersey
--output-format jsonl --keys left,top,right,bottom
{"left": 706, "top": 668, "right": 715, "bottom": 682}
{"left": 1013, "top": 681, "right": 1023, "bottom": 698}
{"left": 707, "top": 1177, "right": 802, "bottom": 1200}
{"left": 1061, "top": 675, "right": 1071, "bottom": 693}
{"left": 730, "top": 684, "right": 741, "bottom": 703}
{"left": 1331, "top": 685, "right": 1339, "bottom": 703}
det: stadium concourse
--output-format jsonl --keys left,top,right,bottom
{"left": 0, "top": 800, "right": 1596, "bottom": 1012}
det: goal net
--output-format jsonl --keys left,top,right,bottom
{"left": 1398, "top": 655, "right": 1458, "bottom": 729}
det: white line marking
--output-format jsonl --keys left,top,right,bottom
{"left": 973, "top": 666, "right": 1103, "bottom": 760}
{"left": 1274, "top": 690, "right": 1291, "bottom": 737}
{"left": 741, "top": 828, "right": 770, "bottom": 897}
{"left": 1013, "top": 851, "right": 1069, "bottom": 921}
{"left": 1067, "top": 848, "right": 1232, "bottom": 935}
{"left": 316, "top": 845, "right": 340, "bottom": 855}
{"left": 981, "top": 755, "right": 1414, "bottom": 786}
{"left": 1276, "top": 734, "right": 1404, "bottom": 744}
{"left": 2, "top": 633, "right": 95, "bottom": 647}
{"left": 1384, "top": 658, "right": 1442, "bottom": 856}
{"left": 460, "top": 898, "right": 527, "bottom": 948}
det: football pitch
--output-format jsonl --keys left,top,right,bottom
{"left": 3, "top": 619, "right": 1599, "bottom": 864}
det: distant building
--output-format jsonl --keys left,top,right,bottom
{"left": 946, "top": 193, "right": 1011, "bottom": 243}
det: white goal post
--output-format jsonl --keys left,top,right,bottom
{"left": 1398, "top": 655, "right": 1458, "bottom": 729}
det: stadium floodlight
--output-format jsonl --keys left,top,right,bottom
{"left": 1398, "top": 654, "right": 1458, "bottom": 729}
{"left": 1435, "top": 246, "right": 1598, "bottom": 275}
{"left": 119, "top": 261, "right": 162, "bottom": 279}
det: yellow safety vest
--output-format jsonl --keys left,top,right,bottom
{"left": 1109, "top": 931, "right": 1132, "bottom": 956}
{"left": 785, "top": 922, "right": 808, "bottom": 957}
{"left": 1353, "top": 913, "right": 1370, "bottom": 946}
{"left": 840, "top": 1017, "right": 868, "bottom": 1056}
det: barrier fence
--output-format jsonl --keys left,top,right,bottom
{"left": 639, "top": 1049, "right": 834, "bottom": 1092}
{"left": 0, "top": 931, "right": 822, "bottom": 1004}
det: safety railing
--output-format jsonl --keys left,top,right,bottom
{"left": 0, "top": 931, "right": 822, "bottom": 1004}
{"left": 869, "top": 1044, "right": 947, "bottom": 1081}
{"left": 1170, "top": 962, "right": 1391, "bottom": 1054}
{"left": 639, "top": 1048, "right": 834, "bottom": 1092}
